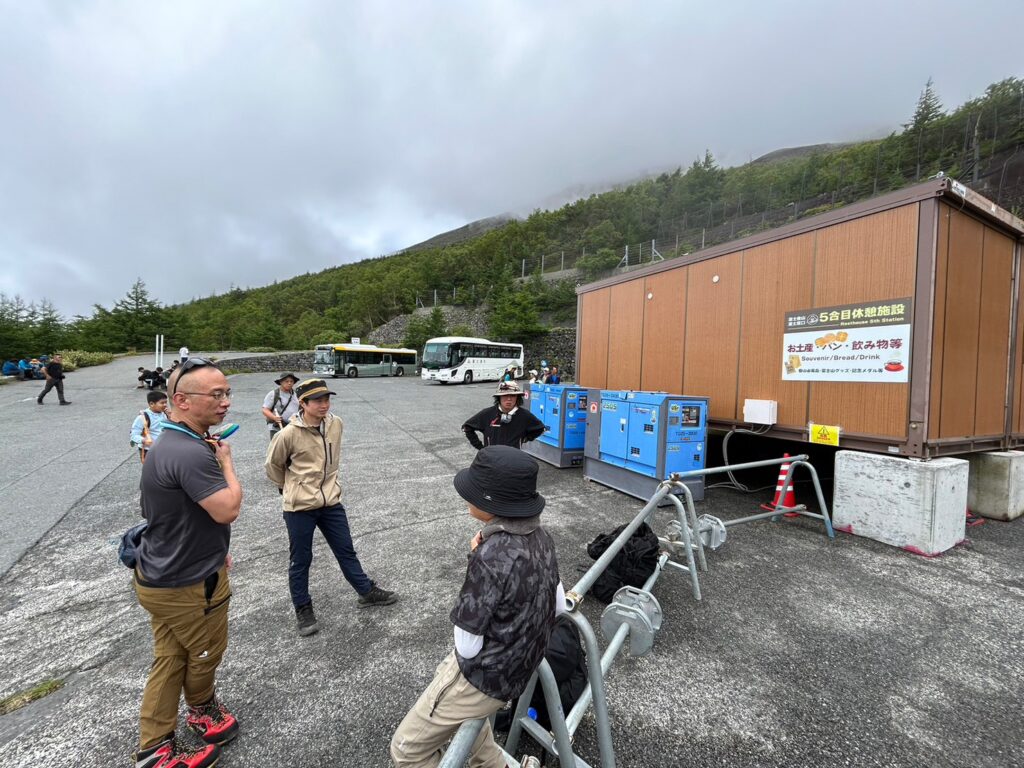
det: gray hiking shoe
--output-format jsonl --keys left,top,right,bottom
{"left": 295, "top": 602, "right": 319, "bottom": 636}
{"left": 357, "top": 584, "right": 397, "bottom": 608}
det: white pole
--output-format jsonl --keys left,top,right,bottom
{"left": 154, "top": 335, "right": 160, "bottom": 369}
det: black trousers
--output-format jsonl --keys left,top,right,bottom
{"left": 38, "top": 379, "right": 65, "bottom": 402}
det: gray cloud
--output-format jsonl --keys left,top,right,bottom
{"left": 1, "top": 0, "right": 1021, "bottom": 316}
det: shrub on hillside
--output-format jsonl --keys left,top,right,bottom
{"left": 57, "top": 350, "right": 114, "bottom": 371}
{"left": 575, "top": 248, "right": 620, "bottom": 281}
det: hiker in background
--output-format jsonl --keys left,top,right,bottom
{"left": 179, "top": 346, "right": 190, "bottom": 363}
{"left": 2, "top": 359, "right": 18, "bottom": 377}
{"left": 548, "top": 365, "right": 561, "bottom": 385}
{"left": 149, "top": 367, "right": 167, "bottom": 390}
{"left": 462, "top": 380, "right": 544, "bottom": 451}
{"left": 527, "top": 368, "right": 539, "bottom": 384}
{"left": 539, "top": 366, "right": 550, "bottom": 384}
{"left": 130, "top": 391, "right": 170, "bottom": 463}
{"left": 261, "top": 373, "right": 300, "bottom": 440}
{"left": 137, "top": 367, "right": 151, "bottom": 389}
{"left": 37, "top": 354, "right": 70, "bottom": 405}
{"left": 18, "top": 358, "right": 35, "bottom": 381}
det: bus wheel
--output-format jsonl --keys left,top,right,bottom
{"left": 395, "top": 367, "right": 404, "bottom": 377}
{"left": 347, "top": 367, "right": 358, "bottom": 378}
{"left": 464, "top": 371, "right": 473, "bottom": 384}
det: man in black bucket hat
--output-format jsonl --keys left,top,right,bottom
{"left": 391, "top": 446, "right": 564, "bottom": 767}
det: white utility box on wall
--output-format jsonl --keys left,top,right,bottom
{"left": 832, "top": 451, "right": 967, "bottom": 556}
{"left": 743, "top": 399, "right": 778, "bottom": 425}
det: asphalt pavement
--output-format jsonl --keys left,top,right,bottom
{"left": 0, "top": 359, "right": 1021, "bottom": 767}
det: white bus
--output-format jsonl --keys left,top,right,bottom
{"left": 421, "top": 336, "right": 524, "bottom": 384}
{"left": 313, "top": 343, "right": 418, "bottom": 378}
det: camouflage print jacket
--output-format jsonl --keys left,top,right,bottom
{"left": 449, "top": 514, "right": 560, "bottom": 701}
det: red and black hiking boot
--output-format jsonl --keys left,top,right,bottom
{"left": 186, "top": 697, "right": 239, "bottom": 745}
{"left": 134, "top": 738, "right": 220, "bottom": 768}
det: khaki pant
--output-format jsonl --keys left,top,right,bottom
{"left": 391, "top": 651, "right": 507, "bottom": 768}
{"left": 134, "top": 566, "right": 231, "bottom": 750}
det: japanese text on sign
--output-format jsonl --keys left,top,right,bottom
{"left": 782, "top": 299, "right": 912, "bottom": 383}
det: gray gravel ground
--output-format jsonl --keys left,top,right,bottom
{"left": 0, "top": 357, "right": 1021, "bottom": 767}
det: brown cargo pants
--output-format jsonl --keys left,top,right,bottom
{"left": 134, "top": 565, "right": 231, "bottom": 750}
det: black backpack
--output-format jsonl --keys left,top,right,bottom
{"left": 494, "top": 615, "right": 588, "bottom": 732}
{"left": 585, "top": 522, "right": 660, "bottom": 604}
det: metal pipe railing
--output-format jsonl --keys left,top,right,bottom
{"left": 564, "top": 554, "right": 669, "bottom": 740}
{"left": 566, "top": 482, "right": 672, "bottom": 608}
{"left": 670, "top": 455, "right": 835, "bottom": 539}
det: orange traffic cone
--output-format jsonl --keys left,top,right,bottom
{"left": 761, "top": 453, "right": 797, "bottom": 515}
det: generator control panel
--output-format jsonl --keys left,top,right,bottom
{"left": 584, "top": 390, "right": 709, "bottom": 502}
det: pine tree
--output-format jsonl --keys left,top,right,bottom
{"left": 907, "top": 77, "right": 944, "bottom": 130}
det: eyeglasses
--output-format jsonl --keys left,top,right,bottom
{"left": 170, "top": 357, "right": 214, "bottom": 396}
{"left": 178, "top": 389, "right": 233, "bottom": 402}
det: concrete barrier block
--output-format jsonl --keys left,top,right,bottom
{"left": 833, "top": 451, "right": 967, "bottom": 556}
{"left": 966, "top": 450, "right": 1024, "bottom": 521}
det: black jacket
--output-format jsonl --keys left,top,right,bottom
{"left": 462, "top": 405, "right": 544, "bottom": 450}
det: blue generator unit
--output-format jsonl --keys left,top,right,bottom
{"left": 523, "top": 383, "right": 589, "bottom": 468}
{"left": 584, "top": 390, "right": 708, "bottom": 502}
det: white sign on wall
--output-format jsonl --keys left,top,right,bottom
{"left": 782, "top": 299, "right": 912, "bottom": 383}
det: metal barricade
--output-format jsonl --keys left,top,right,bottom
{"left": 438, "top": 455, "right": 832, "bottom": 768}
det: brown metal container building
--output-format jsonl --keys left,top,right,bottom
{"left": 575, "top": 179, "right": 1024, "bottom": 458}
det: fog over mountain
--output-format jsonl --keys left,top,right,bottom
{"left": 2, "top": 0, "right": 1021, "bottom": 316}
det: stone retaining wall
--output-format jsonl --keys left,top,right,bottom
{"left": 524, "top": 327, "right": 577, "bottom": 379}
{"left": 216, "top": 352, "right": 314, "bottom": 376}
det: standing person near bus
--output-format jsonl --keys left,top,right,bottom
{"left": 547, "top": 365, "right": 562, "bottom": 385}
{"left": 265, "top": 378, "right": 398, "bottom": 637}
{"left": 462, "top": 380, "right": 544, "bottom": 451}
{"left": 132, "top": 358, "right": 242, "bottom": 768}
{"left": 261, "top": 372, "right": 300, "bottom": 440}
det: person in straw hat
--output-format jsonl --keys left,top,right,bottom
{"left": 462, "top": 380, "right": 544, "bottom": 451}
{"left": 391, "top": 445, "right": 564, "bottom": 767}
{"left": 265, "top": 378, "right": 397, "bottom": 637}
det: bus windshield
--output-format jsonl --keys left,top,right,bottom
{"left": 313, "top": 348, "right": 335, "bottom": 366}
{"left": 423, "top": 342, "right": 457, "bottom": 369}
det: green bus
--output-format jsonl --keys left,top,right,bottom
{"left": 313, "top": 343, "right": 418, "bottom": 378}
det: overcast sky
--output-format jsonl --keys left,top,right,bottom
{"left": 2, "top": 1, "right": 1022, "bottom": 318}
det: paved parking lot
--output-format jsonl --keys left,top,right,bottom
{"left": 0, "top": 358, "right": 1021, "bottom": 767}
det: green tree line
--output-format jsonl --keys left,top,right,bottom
{"left": 4, "top": 76, "right": 1021, "bottom": 359}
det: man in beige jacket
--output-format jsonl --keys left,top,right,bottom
{"left": 265, "top": 378, "right": 397, "bottom": 636}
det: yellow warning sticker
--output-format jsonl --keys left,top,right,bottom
{"left": 809, "top": 422, "right": 840, "bottom": 446}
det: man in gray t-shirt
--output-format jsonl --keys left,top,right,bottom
{"left": 261, "top": 372, "right": 300, "bottom": 439}
{"left": 132, "top": 359, "right": 244, "bottom": 768}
